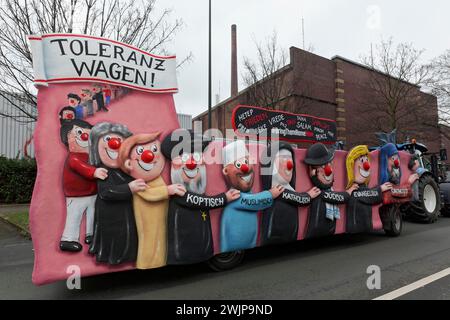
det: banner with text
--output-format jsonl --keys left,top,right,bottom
{"left": 232, "top": 105, "right": 337, "bottom": 144}
{"left": 28, "top": 34, "right": 178, "bottom": 93}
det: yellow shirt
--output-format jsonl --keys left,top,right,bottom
{"left": 133, "top": 176, "right": 169, "bottom": 269}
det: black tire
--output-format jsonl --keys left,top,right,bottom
{"left": 207, "top": 251, "right": 245, "bottom": 271}
{"left": 407, "top": 174, "right": 441, "bottom": 223}
{"left": 380, "top": 204, "right": 403, "bottom": 237}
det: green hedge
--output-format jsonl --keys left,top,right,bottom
{"left": 0, "top": 156, "right": 37, "bottom": 204}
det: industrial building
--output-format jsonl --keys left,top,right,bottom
{"left": 0, "top": 94, "right": 191, "bottom": 159}
{"left": 194, "top": 26, "right": 444, "bottom": 154}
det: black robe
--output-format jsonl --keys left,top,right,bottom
{"left": 167, "top": 191, "right": 227, "bottom": 265}
{"left": 261, "top": 189, "right": 311, "bottom": 246}
{"left": 346, "top": 185, "right": 383, "bottom": 234}
{"left": 93, "top": 92, "right": 106, "bottom": 111}
{"left": 89, "top": 168, "right": 138, "bottom": 265}
{"left": 305, "top": 189, "right": 350, "bottom": 239}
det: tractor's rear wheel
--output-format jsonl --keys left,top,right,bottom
{"left": 407, "top": 174, "right": 440, "bottom": 223}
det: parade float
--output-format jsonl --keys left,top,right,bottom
{"left": 29, "top": 34, "right": 418, "bottom": 285}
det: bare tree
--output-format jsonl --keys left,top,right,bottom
{"left": 241, "top": 31, "right": 315, "bottom": 112}
{"left": 0, "top": 0, "right": 189, "bottom": 123}
{"left": 242, "top": 32, "right": 289, "bottom": 109}
{"left": 357, "top": 38, "right": 432, "bottom": 142}
{"left": 428, "top": 50, "right": 450, "bottom": 136}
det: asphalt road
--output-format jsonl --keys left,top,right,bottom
{"left": 1, "top": 217, "right": 449, "bottom": 300}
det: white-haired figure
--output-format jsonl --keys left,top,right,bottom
{"left": 220, "top": 140, "right": 284, "bottom": 253}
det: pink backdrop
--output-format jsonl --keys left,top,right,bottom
{"left": 31, "top": 83, "right": 180, "bottom": 285}
{"left": 30, "top": 84, "right": 413, "bottom": 285}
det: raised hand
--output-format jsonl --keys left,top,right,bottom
{"left": 408, "top": 173, "right": 420, "bottom": 185}
{"left": 225, "top": 188, "right": 240, "bottom": 202}
{"left": 269, "top": 184, "right": 285, "bottom": 199}
{"left": 168, "top": 184, "right": 186, "bottom": 197}
{"left": 93, "top": 167, "right": 108, "bottom": 180}
{"left": 129, "top": 179, "right": 147, "bottom": 193}
{"left": 307, "top": 187, "right": 321, "bottom": 199}
{"left": 380, "top": 182, "right": 393, "bottom": 192}
{"left": 346, "top": 183, "right": 359, "bottom": 195}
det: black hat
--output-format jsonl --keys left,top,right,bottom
{"left": 304, "top": 143, "right": 334, "bottom": 166}
{"left": 67, "top": 93, "right": 81, "bottom": 102}
{"left": 161, "top": 129, "right": 211, "bottom": 160}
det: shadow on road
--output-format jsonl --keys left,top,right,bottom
{"left": 62, "top": 231, "right": 391, "bottom": 299}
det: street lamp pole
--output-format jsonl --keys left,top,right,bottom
{"left": 207, "top": 0, "right": 212, "bottom": 129}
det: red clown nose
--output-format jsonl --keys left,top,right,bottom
{"left": 141, "top": 150, "right": 154, "bottom": 163}
{"left": 363, "top": 161, "right": 371, "bottom": 171}
{"left": 185, "top": 156, "right": 197, "bottom": 170}
{"left": 108, "top": 138, "right": 121, "bottom": 150}
{"left": 394, "top": 159, "right": 400, "bottom": 168}
{"left": 324, "top": 164, "right": 333, "bottom": 177}
{"left": 286, "top": 160, "right": 294, "bottom": 171}
{"left": 80, "top": 133, "right": 89, "bottom": 141}
{"left": 240, "top": 164, "right": 249, "bottom": 174}
{"left": 67, "top": 114, "right": 74, "bottom": 120}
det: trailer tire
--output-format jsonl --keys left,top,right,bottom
{"left": 207, "top": 251, "right": 245, "bottom": 271}
{"left": 408, "top": 174, "right": 440, "bottom": 223}
{"left": 381, "top": 204, "right": 403, "bottom": 237}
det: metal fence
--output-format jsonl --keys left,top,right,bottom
{"left": 177, "top": 113, "right": 192, "bottom": 130}
{"left": 0, "top": 94, "right": 36, "bottom": 159}
{"left": 0, "top": 93, "right": 192, "bottom": 159}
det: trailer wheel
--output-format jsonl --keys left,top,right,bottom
{"left": 207, "top": 251, "right": 245, "bottom": 271}
{"left": 381, "top": 204, "right": 403, "bottom": 237}
{"left": 408, "top": 174, "right": 440, "bottom": 223}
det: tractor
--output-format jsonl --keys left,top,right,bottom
{"left": 396, "top": 139, "right": 448, "bottom": 223}
{"left": 370, "top": 130, "right": 449, "bottom": 224}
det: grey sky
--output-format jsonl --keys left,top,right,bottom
{"left": 161, "top": 0, "right": 450, "bottom": 117}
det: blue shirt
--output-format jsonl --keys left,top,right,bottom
{"left": 220, "top": 190, "right": 273, "bottom": 253}
{"left": 75, "top": 105, "right": 84, "bottom": 119}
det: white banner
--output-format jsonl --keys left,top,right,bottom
{"left": 28, "top": 34, "right": 178, "bottom": 93}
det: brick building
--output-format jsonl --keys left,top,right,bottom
{"left": 193, "top": 46, "right": 443, "bottom": 153}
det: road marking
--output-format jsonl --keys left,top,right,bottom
{"left": 373, "top": 267, "right": 450, "bottom": 300}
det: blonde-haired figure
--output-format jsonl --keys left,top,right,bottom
{"left": 345, "top": 145, "right": 392, "bottom": 233}
{"left": 118, "top": 133, "right": 186, "bottom": 269}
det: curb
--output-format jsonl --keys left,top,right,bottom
{"left": 0, "top": 215, "right": 31, "bottom": 240}
{"left": 0, "top": 203, "right": 30, "bottom": 212}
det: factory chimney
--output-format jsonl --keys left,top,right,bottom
{"left": 231, "top": 24, "right": 238, "bottom": 97}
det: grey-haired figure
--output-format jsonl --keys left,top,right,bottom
{"left": 88, "top": 122, "right": 141, "bottom": 265}
{"left": 160, "top": 129, "right": 240, "bottom": 265}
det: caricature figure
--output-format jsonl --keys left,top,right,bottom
{"left": 161, "top": 129, "right": 240, "bottom": 265}
{"left": 304, "top": 143, "right": 356, "bottom": 239}
{"left": 119, "top": 133, "right": 185, "bottom": 269}
{"left": 88, "top": 122, "right": 139, "bottom": 265}
{"left": 261, "top": 143, "right": 321, "bottom": 246}
{"left": 220, "top": 140, "right": 284, "bottom": 253}
{"left": 59, "top": 106, "right": 76, "bottom": 124}
{"left": 379, "top": 143, "right": 403, "bottom": 185}
{"left": 80, "top": 89, "right": 94, "bottom": 116}
{"left": 92, "top": 84, "right": 108, "bottom": 112}
{"left": 103, "top": 85, "right": 112, "bottom": 107}
{"left": 67, "top": 93, "right": 84, "bottom": 120}
{"left": 379, "top": 143, "right": 418, "bottom": 204}
{"left": 59, "top": 119, "right": 108, "bottom": 252}
{"left": 345, "top": 145, "right": 393, "bottom": 234}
